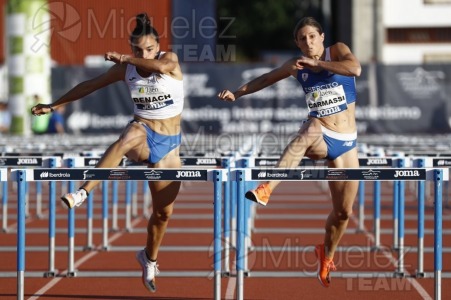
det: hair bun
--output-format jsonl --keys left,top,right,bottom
{"left": 136, "top": 13, "right": 151, "bottom": 28}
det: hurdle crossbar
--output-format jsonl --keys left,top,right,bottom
{"left": 233, "top": 167, "right": 447, "bottom": 300}
{"left": 12, "top": 168, "right": 227, "bottom": 300}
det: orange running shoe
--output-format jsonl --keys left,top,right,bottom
{"left": 315, "top": 244, "right": 336, "bottom": 288}
{"left": 245, "top": 183, "right": 272, "bottom": 206}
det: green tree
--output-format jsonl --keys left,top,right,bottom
{"left": 217, "top": 0, "right": 323, "bottom": 61}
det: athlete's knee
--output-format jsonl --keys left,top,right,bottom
{"left": 152, "top": 207, "right": 174, "bottom": 223}
{"left": 333, "top": 207, "right": 353, "bottom": 221}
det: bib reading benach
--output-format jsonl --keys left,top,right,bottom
{"left": 125, "top": 52, "right": 184, "bottom": 119}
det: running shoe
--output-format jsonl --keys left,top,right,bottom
{"left": 136, "top": 249, "right": 160, "bottom": 293}
{"left": 245, "top": 183, "right": 272, "bottom": 206}
{"left": 315, "top": 244, "right": 336, "bottom": 288}
{"left": 61, "top": 189, "right": 88, "bottom": 209}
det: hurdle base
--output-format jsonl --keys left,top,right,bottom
{"left": 415, "top": 271, "right": 425, "bottom": 278}
{"left": 83, "top": 245, "right": 95, "bottom": 251}
{"left": 370, "top": 245, "right": 383, "bottom": 252}
{"left": 222, "top": 271, "right": 231, "bottom": 278}
{"left": 66, "top": 270, "right": 78, "bottom": 278}
{"left": 393, "top": 271, "right": 404, "bottom": 278}
{"left": 43, "top": 270, "right": 58, "bottom": 278}
{"left": 220, "top": 271, "right": 250, "bottom": 278}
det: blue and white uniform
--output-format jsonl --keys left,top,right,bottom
{"left": 125, "top": 52, "right": 184, "bottom": 163}
{"left": 296, "top": 47, "right": 357, "bottom": 160}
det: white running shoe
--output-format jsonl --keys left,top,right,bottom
{"left": 136, "top": 249, "right": 159, "bottom": 293}
{"left": 61, "top": 189, "right": 88, "bottom": 209}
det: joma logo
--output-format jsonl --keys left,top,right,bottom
{"left": 176, "top": 171, "right": 202, "bottom": 178}
{"left": 18, "top": 158, "right": 38, "bottom": 165}
{"left": 394, "top": 170, "right": 420, "bottom": 178}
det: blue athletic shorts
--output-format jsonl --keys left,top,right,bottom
{"left": 321, "top": 126, "right": 357, "bottom": 160}
{"left": 131, "top": 120, "right": 181, "bottom": 164}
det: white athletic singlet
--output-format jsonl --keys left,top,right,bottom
{"left": 125, "top": 52, "right": 184, "bottom": 119}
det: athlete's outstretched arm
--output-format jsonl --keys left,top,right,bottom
{"left": 31, "top": 64, "right": 124, "bottom": 115}
{"left": 218, "top": 61, "right": 294, "bottom": 102}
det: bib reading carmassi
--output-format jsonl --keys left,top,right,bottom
{"left": 305, "top": 85, "right": 348, "bottom": 118}
{"left": 296, "top": 47, "right": 357, "bottom": 119}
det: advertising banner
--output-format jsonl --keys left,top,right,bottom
{"left": 52, "top": 63, "right": 451, "bottom": 135}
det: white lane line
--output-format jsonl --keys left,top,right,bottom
{"left": 225, "top": 272, "right": 236, "bottom": 299}
{"left": 350, "top": 214, "right": 432, "bottom": 300}
{"left": 27, "top": 217, "right": 143, "bottom": 300}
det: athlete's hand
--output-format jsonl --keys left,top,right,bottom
{"left": 217, "top": 90, "right": 236, "bottom": 102}
{"left": 295, "top": 56, "right": 319, "bottom": 70}
{"left": 31, "top": 103, "right": 53, "bottom": 116}
{"left": 105, "top": 51, "right": 128, "bottom": 64}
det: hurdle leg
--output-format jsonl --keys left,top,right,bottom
{"left": 67, "top": 180, "right": 76, "bottom": 277}
{"left": 112, "top": 181, "right": 119, "bottom": 231}
{"left": 2, "top": 181, "right": 8, "bottom": 232}
{"left": 132, "top": 180, "right": 138, "bottom": 217}
{"left": 417, "top": 179, "right": 425, "bottom": 277}
{"left": 434, "top": 169, "right": 443, "bottom": 300}
{"left": 16, "top": 171, "right": 27, "bottom": 300}
{"left": 36, "top": 181, "right": 43, "bottom": 218}
{"left": 213, "top": 170, "right": 223, "bottom": 300}
{"left": 357, "top": 181, "right": 365, "bottom": 232}
{"left": 372, "top": 181, "right": 381, "bottom": 250}
{"left": 222, "top": 158, "right": 231, "bottom": 275}
{"left": 85, "top": 192, "right": 94, "bottom": 250}
{"left": 44, "top": 180, "right": 57, "bottom": 277}
{"left": 125, "top": 180, "right": 132, "bottom": 232}
{"left": 393, "top": 179, "right": 399, "bottom": 250}
{"left": 236, "top": 170, "right": 246, "bottom": 300}
{"left": 395, "top": 180, "right": 405, "bottom": 277}
{"left": 102, "top": 181, "right": 109, "bottom": 250}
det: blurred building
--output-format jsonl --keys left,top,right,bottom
{"left": 47, "top": 0, "right": 172, "bottom": 65}
{"left": 353, "top": 0, "right": 451, "bottom": 64}
{"left": 0, "top": 0, "right": 218, "bottom": 66}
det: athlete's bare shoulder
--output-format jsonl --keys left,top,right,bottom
{"left": 158, "top": 51, "right": 182, "bottom": 79}
{"left": 329, "top": 42, "right": 354, "bottom": 61}
{"left": 159, "top": 51, "right": 179, "bottom": 63}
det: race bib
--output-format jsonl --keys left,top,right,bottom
{"left": 306, "top": 85, "right": 348, "bottom": 118}
{"left": 130, "top": 83, "right": 174, "bottom": 111}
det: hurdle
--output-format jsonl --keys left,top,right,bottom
{"left": 232, "top": 167, "right": 447, "bottom": 300}
{"left": 1, "top": 156, "right": 62, "bottom": 231}
{"left": 12, "top": 167, "right": 227, "bottom": 300}
{"left": 0, "top": 169, "right": 6, "bottom": 220}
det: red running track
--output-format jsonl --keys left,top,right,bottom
{"left": 0, "top": 179, "right": 450, "bottom": 299}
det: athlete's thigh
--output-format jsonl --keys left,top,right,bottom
{"left": 298, "top": 119, "right": 328, "bottom": 159}
{"left": 120, "top": 122, "right": 149, "bottom": 162}
{"left": 147, "top": 147, "right": 182, "bottom": 211}
{"left": 327, "top": 148, "right": 359, "bottom": 211}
